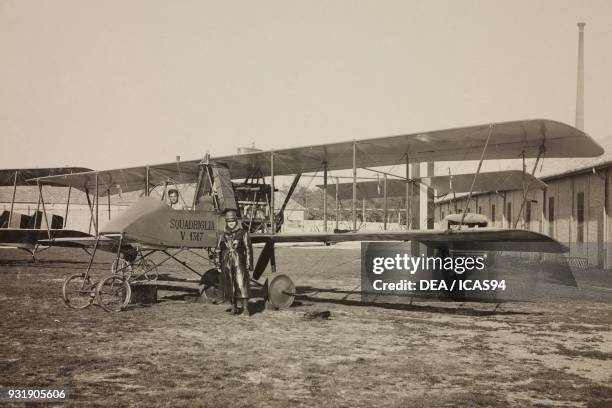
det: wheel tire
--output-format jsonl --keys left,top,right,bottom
{"left": 199, "top": 268, "right": 224, "bottom": 303}
{"left": 62, "top": 274, "right": 95, "bottom": 309}
{"left": 267, "top": 274, "right": 295, "bottom": 310}
{"left": 96, "top": 275, "right": 131, "bottom": 313}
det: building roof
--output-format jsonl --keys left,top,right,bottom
{"left": 533, "top": 135, "right": 612, "bottom": 181}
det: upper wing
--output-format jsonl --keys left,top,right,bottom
{"left": 251, "top": 228, "right": 567, "bottom": 253}
{"left": 0, "top": 167, "right": 92, "bottom": 186}
{"left": 33, "top": 162, "right": 200, "bottom": 195}
{"left": 319, "top": 170, "right": 547, "bottom": 200}
{"left": 214, "top": 119, "right": 602, "bottom": 179}
{"left": 33, "top": 119, "right": 602, "bottom": 191}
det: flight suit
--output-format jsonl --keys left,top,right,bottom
{"left": 217, "top": 225, "right": 253, "bottom": 305}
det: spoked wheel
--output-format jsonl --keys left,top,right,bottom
{"left": 267, "top": 274, "right": 295, "bottom": 310}
{"left": 199, "top": 268, "right": 224, "bottom": 303}
{"left": 62, "top": 274, "right": 96, "bottom": 309}
{"left": 134, "top": 259, "right": 158, "bottom": 281}
{"left": 96, "top": 275, "right": 131, "bottom": 312}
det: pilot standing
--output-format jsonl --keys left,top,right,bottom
{"left": 217, "top": 210, "right": 253, "bottom": 316}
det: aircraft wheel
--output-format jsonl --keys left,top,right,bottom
{"left": 136, "top": 259, "right": 158, "bottom": 281}
{"left": 199, "top": 268, "right": 224, "bottom": 303}
{"left": 96, "top": 275, "right": 131, "bottom": 313}
{"left": 62, "top": 274, "right": 95, "bottom": 309}
{"left": 267, "top": 274, "right": 295, "bottom": 310}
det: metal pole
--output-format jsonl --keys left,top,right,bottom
{"left": 352, "top": 142, "right": 357, "bottom": 232}
{"left": 161, "top": 181, "right": 169, "bottom": 201}
{"left": 33, "top": 189, "right": 41, "bottom": 229}
{"left": 7, "top": 171, "right": 18, "bottom": 227}
{"left": 95, "top": 174, "right": 99, "bottom": 235}
{"left": 38, "top": 182, "right": 51, "bottom": 239}
{"left": 107, "top": 189, "right": 111, "bottom": 220}
{"left": 192, "top": 163, "right": 206, "bottom": 210}
{"left": 270, "top": 151, "right": 275, "bottom": 234}
{"left": 63, "top": 186, "right": 72, "bottom": 228}
{"left": 145, "top": 165, "right": 150, "bottom": 197}
{"left": 576, "top": 22, "right": 586, "bottom": 131}
{"left": 460, "top": 124, "right": 494, "bottom": 227}
{"left": 405, "top": 155, "right": 410, "bottom": 228}
{"left": 85, "top": 188, "right": 94, "bottom": 234}
{"left": 323, "top": 162, "right": 328, "bottom": 232}
{"left": 514, "top": 146, "right": 545, "bottom": 228}
{"left": 383, "top": 174, "right": 388, "bottom": 230}
{"left": 335, "top": 176, "right": 339, "bottom": 231}
{"left": 362, "top": 198, "right": 366, "bottom": 223}
{"left": 115, "top": 235, "right": 124, "bottom": 275}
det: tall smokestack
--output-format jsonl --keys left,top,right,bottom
{"left": 575, "top": 22, "right": 586, "bottom": 131}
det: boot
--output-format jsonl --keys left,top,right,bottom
{"left": 242, "top": 299, "right": 251, "bottom": 317}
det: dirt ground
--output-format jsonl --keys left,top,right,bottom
{"left": 1, "top": 245, "right": 611, "bottom": 407}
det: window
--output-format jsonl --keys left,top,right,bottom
{"left": 577, "top": 192, "right": 585, "bottom": 243}
{"left": 548, "top": 197, "right": 555, "bottom": 237}
{"left": 525, "top": 201, "right": 531, "bottom": 225}
{"left": 491, "top": 204, "right": 496, "bottom": 223}
{"left": 506, "top": 202, "right": 512, "bottom": 227}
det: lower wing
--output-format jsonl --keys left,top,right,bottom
{"left": 251, "top": 228, "right": 568, "bottom": 253}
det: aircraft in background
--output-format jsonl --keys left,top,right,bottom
{"left": 0, "top": 167, "right": 93, "bottom": 259}
{"left": 3, "top": 119, "right": 604, "bottom": 310}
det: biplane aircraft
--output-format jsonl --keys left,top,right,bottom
{"left": 10, "top": 119, "right": 603, "bottom": 311}
{"left": 0, "top": 167, "right": 93, "bottom": 259}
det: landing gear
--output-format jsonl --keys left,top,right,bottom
{"left": 62, "top": 274, "right": 96, "bottom": 309}
{"left": 96, "top": 275, "right": 131, "bottom": 313}
{"left": 266, "top": 274, "right": 295, "bottom": 310}
{"left": 201, "top": 241, "right": 297, "bottom": 311}
{"left": 199, "top": 268, "right": 225, "bottom": 303}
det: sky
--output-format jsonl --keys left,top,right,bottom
{"left": 1, "top": 0, "right": 611, "bottom": 173}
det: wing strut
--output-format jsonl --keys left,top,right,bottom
{"left": 513, "top": 145, "right": 546, "bottom": 228}
{"left": 107, "top": 189, "right": 111, "bottom": 220}
{"left": 270, "top": 151, "right": 275, "bottom": 234}
{"left": 383, "top": 174, "right": 388, "bottom": 230}
{"left": 37, "top": 181, "right": 52, "bottom": 240}
{"left": 64, "top": 185, "right": 72, "bottom": 228}
{"left": 352, "top": 142, "right": 357, "bottom": 232}
{"left": 95, "top": 173, "right": 99, "bottom": 236}
{"left": 323, "top": 162, "right": 328, "bottom": 232}
{"left": 84, "top": 188, "right": 97, "bottom": 235}
{"left": 7, "top": 171, "right": 17, "bottom": 227}
{"left": 335, "top": 176, "right": 340, "bottom": 231}
{"left": 276, "top": 171, "right": 302, "bottom": 233}
{"left": 33, "top": 187, "right": 41, "bottom": 229}
{"left": 145, "top": 165, "right": 150, "bottom": 197}
{"left": 405, "top": 155, "right": 410, "bottom": 229}
{"left": 459, "top": 124, "right": 495, "bottom": 228}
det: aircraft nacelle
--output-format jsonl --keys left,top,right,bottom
{"left": 100, "top": 197, "right": 224, "bottom": 248}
